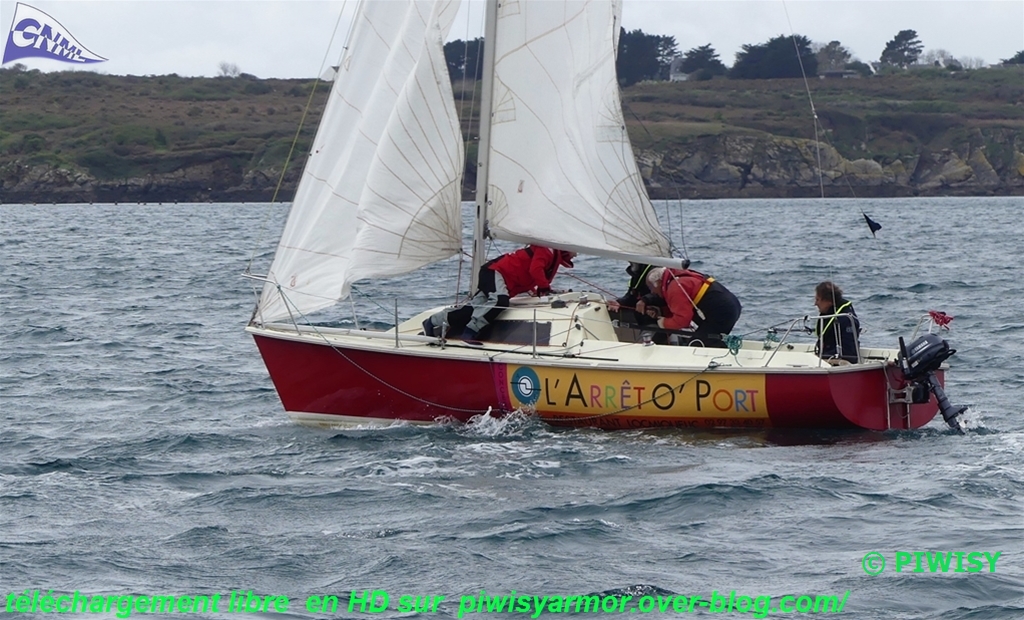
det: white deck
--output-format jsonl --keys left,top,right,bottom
{"left": 248, "top": 292, "right": 897, "bottom": 375}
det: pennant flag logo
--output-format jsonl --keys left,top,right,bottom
{"left": 3, "top": 3, "right": 107, "bottom": 65}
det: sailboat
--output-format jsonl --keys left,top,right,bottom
{"left": 246, "top": 0, "right": 965, "bottom": 432}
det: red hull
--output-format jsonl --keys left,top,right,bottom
{"left": 252, "top": 333, "right": 939, "bottom": 430}
{"left": 763, "top": 366, "right": 939, "bottom": 430}
{"left": 253, "top": 333, "right": 498, "bottom": 422}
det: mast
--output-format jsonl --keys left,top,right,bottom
{"left": 470, "top": 0, "right": 499, "bottom": 292}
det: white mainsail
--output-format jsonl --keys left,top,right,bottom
{"left": 258, "top": 0, "right": 464, "bottom": 324}
{"left": 484, "top": 0, "right": 670, "bottom": 258}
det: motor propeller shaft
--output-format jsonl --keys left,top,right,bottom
{"left": 926, "top": 373, "right": 968, "bottom": 433}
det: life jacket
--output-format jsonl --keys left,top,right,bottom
{"left": 815, "top": 299, "right": 861, "bottom": 361}
{"left": 663, "top": 268, "right": 716, "bottom": 306}
{"left": 815, "top": 300, "right": 855, "bottom": 336}
{"left": 658, "top": 269, "right": 716, "bottom": 330}
{"left": 626, "top": 263, "right": 654, "bottom": 295}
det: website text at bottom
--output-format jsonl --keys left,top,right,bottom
{"left": 450, "top": 590, "right": 850, "bottom": 618}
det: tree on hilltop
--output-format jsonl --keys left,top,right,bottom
{"left": 1002, "top": 50, "right": 1024, "bottom": 65}
{"left": 678, "top": 44, "right": 727, "bottom": 77}
{"left": 730, "top": 34, "right": 817, "bottom": 79}
{"left": 616, "top": 28, "right": 679, "bottom": 86}
{"left": 218, "top": 62, "right": 240, "bottom": 77}
{"left": 815, "top": 41, "right": 852, "bottom": 72}
{"left": 880, "top": 30, "right": 923, "bottom": 68}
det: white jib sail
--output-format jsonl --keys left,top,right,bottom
{"left": 485, "top": 0, "right": 669, "bottom": 258}
{"left": 258, "top": 0, "right": 464, "bottom": 324}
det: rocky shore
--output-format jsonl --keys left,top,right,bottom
{"left": 641, "top": 133, "right": 1023, "bottom": 199}
{"left": 1, "top": 158, "right": 298, "bottom": 204}
{"left": 3, "top": 131, "right": 1020, "bottom": 204}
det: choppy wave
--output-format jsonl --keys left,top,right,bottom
{"left": 1, "top": 199, "right": 1021, "bottom": 619}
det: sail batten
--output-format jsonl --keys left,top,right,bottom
{"left": 485, "top": 0, "right": 669, "bottom": 259}
{"left": 257, "top": 0, "right": 671, "bottom": 325}
{"left": 489, "top": 230, "right": 685, "bottom": 270}
{"left": 258, "top": 0, "right": 464, "bottom": 324}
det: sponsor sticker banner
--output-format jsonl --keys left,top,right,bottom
{"left": 3, "top": 3, "right": 107, "bottom": 65}
{"left": 507, "top": 365, "right": 770, "bottom": 428}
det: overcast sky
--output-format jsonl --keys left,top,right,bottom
{"left": 3, "top": 0, "right": 1022, "bottom": 78}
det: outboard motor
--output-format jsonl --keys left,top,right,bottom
{"left": 897, "top": 333, "right": 967, "bottom": 432}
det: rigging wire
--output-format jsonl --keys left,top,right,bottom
{"left": 621, "top": 104, "right": 686, "bottom": 262}
{"left": 781, "top": 0, "right": 825, "bottom": 201}
{"left": 781, "top": 0, "right": 891, "bottom": 263}
{"left": 610, "top": 12, "right": 671, "bottom": 256}
{"left": 350, "top": 285, "right": 401, "bottom": 318}
{"left": 244, "top": 0, "right": 353, "bottom": 277}
{"left": 459, "top": 4, "right": 484, "bottom": 201}
{"left": 439, "top": 3, "right": 487, "bottom": 307}
{"left": 562, "top": 273, "right": 618, "bottom": 298}
{"left": 779, "top": 0, "right": 896, "bottom": 329}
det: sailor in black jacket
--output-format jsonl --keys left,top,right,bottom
{"left": 608, "top": 262, "right": 662, "bottom": 327}
{"left": 814, "top": 281, "right": 861, "bottom": 363}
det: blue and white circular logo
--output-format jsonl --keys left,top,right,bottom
{"left": 510, "top": 367, "right": 541, "bottom": 405}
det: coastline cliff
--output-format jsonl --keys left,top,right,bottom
{"left": 1, "top": 68, "right": 1021, "bottom": 203}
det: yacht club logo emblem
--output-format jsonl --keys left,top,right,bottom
{"left": 3, "top": 3, "right": 107, "bottom": 65}
{"left": 510, "top": 367, "right": 541, "bottom": 406}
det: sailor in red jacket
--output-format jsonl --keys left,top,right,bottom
{"left": 423, "top": 245, "right": 576, "bottom": 341}
{"left": 644, "top": 266, "right": 741, "bottom": 348}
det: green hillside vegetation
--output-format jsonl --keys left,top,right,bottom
{"left": 0, "top": 69, "right": 326, "bottom": 184}
{"left": 1, "top": 65, "right": 1022, "bottom": 201}
{"left": 621, "top": 67, "right": 1023, "bottom": 168}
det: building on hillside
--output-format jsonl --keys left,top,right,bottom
{"left": 668, "top": 57, "right": 689, "bottom": 82}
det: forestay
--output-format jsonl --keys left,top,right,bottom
{"left": 258, "top": 0, "right": 464, "bottom": 324}
{"left": 484, "top": 0, "right": 670, "bottom": 259}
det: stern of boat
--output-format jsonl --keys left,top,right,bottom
{"left": 832, "top": 363, "right": 943, "bottom": 431}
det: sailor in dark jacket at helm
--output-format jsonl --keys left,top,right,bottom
{"left": 607, "top": 262, "right": 662, "bottom": 327}
{"left": 813, "top": 281, "right": 861, "bottom": 363}
{"left": 423, "top": 245, "right": 576, "bottom": 341}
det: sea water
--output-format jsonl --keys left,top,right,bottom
{"left": 1, "top": 197, "right": 1021, "bottom": 619}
